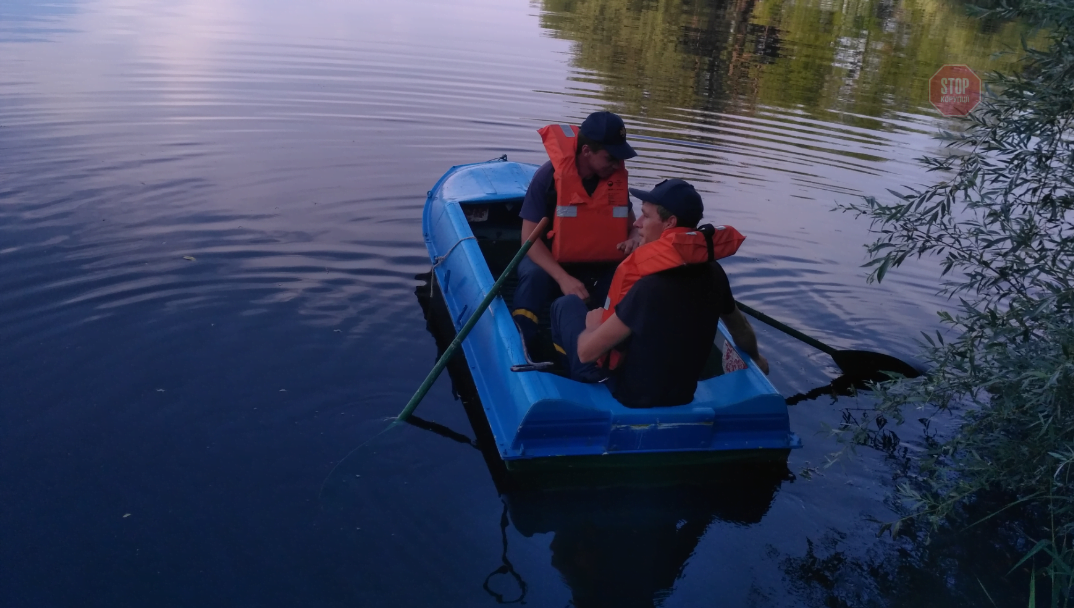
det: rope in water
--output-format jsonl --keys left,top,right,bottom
{"left": 482, "top": 502, "right": 528, "bottom": 604}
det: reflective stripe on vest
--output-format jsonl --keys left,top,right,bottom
{"left": 538, "top": 123, "right": 630, "bottom": 263}
{"left": 597, "top": 225, "right": 746, "bottom": 370}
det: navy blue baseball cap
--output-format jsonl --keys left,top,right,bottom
{"left": 629, "top": 178, "right": 704, "bottom": 227}
{"left": 579, "top": 111, "right": 637, "bottom": 161}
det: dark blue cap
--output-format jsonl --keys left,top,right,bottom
{"left": 579, "top": 111, "right": 637, "bottom": 161}
{"left": 629, "top": 179, "right": 704, "bottom": 227}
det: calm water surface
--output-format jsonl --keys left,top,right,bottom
{"left": 0, "top": 0, "right": 1033, "bottom": 605}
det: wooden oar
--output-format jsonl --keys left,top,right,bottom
{"left": 393, "top": 217, "right": 550, "bottom": 426}
{"left": 735, "top": 300, "right": 922, "bottom": 381}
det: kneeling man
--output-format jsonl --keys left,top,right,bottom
{"left": 549, "top": 178, "right": 769, "bottom": 408}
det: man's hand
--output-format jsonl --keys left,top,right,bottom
{"left": 578, "top": 311, "right": 632, "bottom": 363}
{"left": 585, "top": 307, "right": 605, "bottom": 330}
{"left": 721, "top": 306, "right": 769, "bottom": 375}
{"left": 557, "top": 275, "right": 590, "bottom": 301}
{"left": 753, "top": 353, "right": 770, "bottom": 375}
{"left": 616, "top": 237, "right": 641, "bottom": 255}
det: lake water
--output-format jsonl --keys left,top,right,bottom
{"left": 0, "top": 0, "right": 1033, "bottom": 605}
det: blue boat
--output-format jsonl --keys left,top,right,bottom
{"left": 422, "top": 157, "right": 801, "bottom": 468}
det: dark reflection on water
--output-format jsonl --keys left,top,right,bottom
{"left": 0, "top": 0, "right": 1038, "bottom": 605}
{"left": 518, "top": 479, "right": 780, "bottom": 608}
{"left": 414, "top": 273, "right": 789, "bottom": 608}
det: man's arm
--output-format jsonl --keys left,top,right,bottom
{"left": 577, "top": 308, "right": 632, "bottom": 363}
{"left": 520, "top": 219, "right": 590, "bottom": 300}
{"left": 720, "top": 306, "right": 770, "bottom": 374}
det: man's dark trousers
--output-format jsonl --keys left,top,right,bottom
{"left": 549, "top": 294, "right": 611, "bottom": 383}
{"left": 511, "top": 257, "right": 615, "bottom": 349}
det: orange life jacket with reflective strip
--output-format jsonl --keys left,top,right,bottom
{"left": 598, "top": 225, "right": 746, "bottom": 370}
{"left": 538, "top": 123, "right": 630, "bottom": 263}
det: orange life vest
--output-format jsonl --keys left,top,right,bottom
{"left": 538, "top": 123, "right": 630, "bottom": 263}
{"left": 598, "top": 225, "right": 746, "bottom": 369}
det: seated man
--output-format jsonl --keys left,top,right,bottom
{"left": 513, "top": 111, "right": 641, "bottom": 351}
{"left": 549, "top": 178, "right": 769, "bottom": 408}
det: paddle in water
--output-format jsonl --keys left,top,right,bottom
{"left": 734, "top": 300, "right": 922, "bottom": 382}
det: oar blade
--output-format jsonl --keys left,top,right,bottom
{"left": 830, "top": 350, "right": 923, "bottom": 382}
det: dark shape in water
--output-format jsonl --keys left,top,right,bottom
{"left": 413, "top": 273, "right": 789, "bottom": 608}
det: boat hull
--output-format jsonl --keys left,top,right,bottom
{"left": 421, "top": 159, "right": 801, "bottom": 465}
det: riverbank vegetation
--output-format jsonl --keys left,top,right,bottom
{"left": 841, "top": 0, "right": 1074, "bottom": 603}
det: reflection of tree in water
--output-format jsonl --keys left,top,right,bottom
{"left": 536, "top": 0, "right": 1032, "bottom": 122}
{"left": 414, "top": 272, "right": 787, "bottom": 607}
{"left": 539, "top": 0, "right": 782, "bottom": 116}
{"left": 778, "top": 518, "right": 1038, "bottom": 607}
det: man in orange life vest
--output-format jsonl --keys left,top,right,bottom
{"left": 550, "top": 178, "right": 770, "bottom": 408}
{"left": 513, "top": 111, "right": 641, "bottom": 351}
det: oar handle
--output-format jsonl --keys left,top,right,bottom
{"left": 395, "top": 217, "right": 550, "bottom": 425}
{"left": 735, "top": 300, "right": 838, "bottom": 357}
